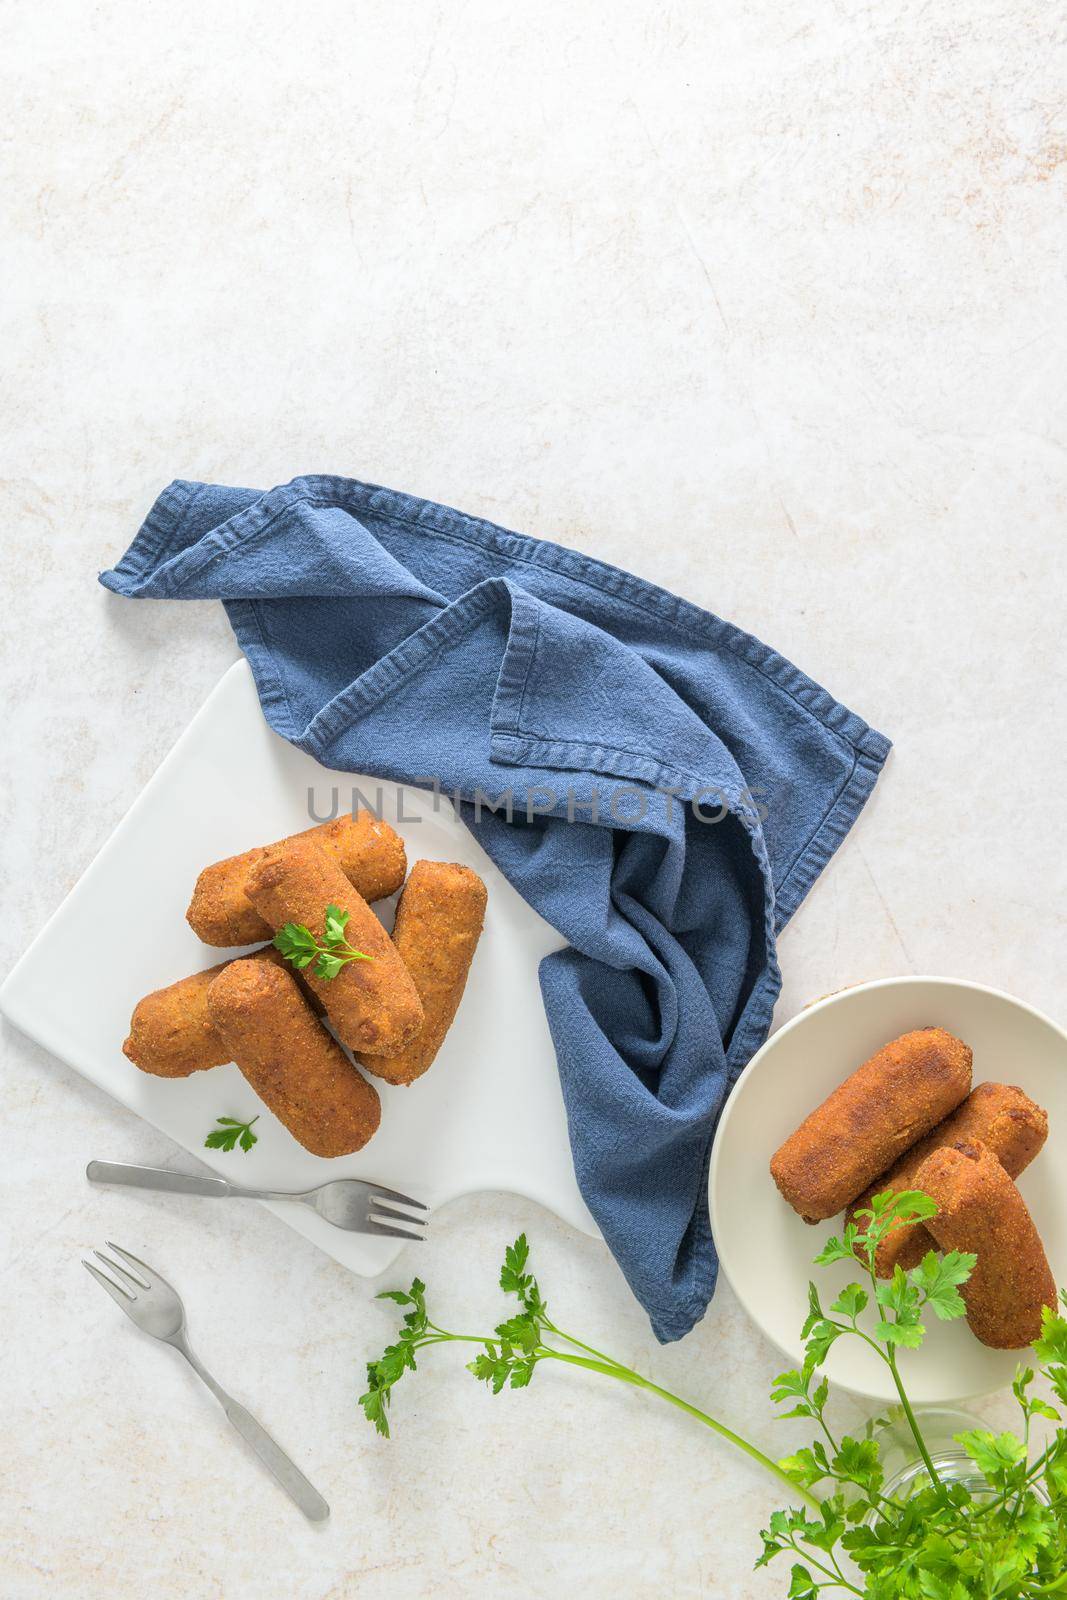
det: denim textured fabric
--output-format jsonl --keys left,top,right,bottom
{"left": 100, "top": 475, "right": 891, "bottom": 1341}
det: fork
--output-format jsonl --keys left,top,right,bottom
{"left": 83, "top": 1242, "right": 329, "bottom": 1522}
{"left": 86, "top": 1162, "right": 428, "bottom": 1241}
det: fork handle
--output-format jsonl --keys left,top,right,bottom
{"left": 86, "top": 1161, "right": 309, "bottom": 1205}
{"left": 216, "top": 1393, "right": 330, "bottom": 1523}
{"left": 178, "top": 1341, "right": 329, "bottom": 1522}
{"left": 86, "top": 1161, "right": 232, "bottom": 1198}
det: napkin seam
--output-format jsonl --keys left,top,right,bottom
{"left": 772, "top": 739, "right": 887, "bottom": 936}
{"left": 490, "top": 730, "right": 735, "bottom": 792}
{"left": 295, "top": 576, "right": 729, "bottom": 796}
{"left": 370, "top": 504, "right": 886, "bottom": 764}
{"left": 104, "top": 478, "right": 202, "bottom": 585}
{"left": 227, "top": 598, "right": 304, "bottom": 745}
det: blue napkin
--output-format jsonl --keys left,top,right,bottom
{"left": 101, "top": 475, "right": 890, "bottom": 1341}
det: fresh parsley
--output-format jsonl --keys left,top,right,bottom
{"left": 361, "top": 1211, "right": 1067, "bottom": 1597}
{"left": 204, "top": 1114, "right": 259, "bottom": 1153}
{"left": 360, "top": 1234, "right": 816, "bottom": 1507}
{"left": 273, "top": 903, "right": 373, "bottom": 981}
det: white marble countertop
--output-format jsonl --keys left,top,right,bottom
{"left": 4, "top": 4, "right": 1065, "bottom": 1596}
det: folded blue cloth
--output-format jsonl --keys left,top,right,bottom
{"left": 101, "top": 475, "right": 890, "bottom": 1341}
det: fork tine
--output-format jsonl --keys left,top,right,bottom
{"left": 369, "top": 1200, "right": 429, "bottom": 1229}
{"left": 362, "top": 1218, "right": 426, "bottom": 1242}
{"left": 83, "top": 1258, "right": 136, "bottom": 1304}
{"left": 105, "top": 1241, "right": 156, "bottom": 1287}
{"left": 361, "top": 1181, "right": 428, "bottom": 1212}
{"left": 94, "top": 1249, "right": 149, "bottom": 1292}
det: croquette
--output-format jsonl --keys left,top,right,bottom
{"left": 123, "top": 959, "right": 235, "bottom": 1078}
{"left": 206, "top": 958, "right": 381, "bottom": 1157}
{"left": 915, "top": 1139, "right": 1056, "bottom": 1349}
{"left": 186, "top": 812, "right": 406, "bottom": 946}
{"left": 122, "top": 945, "right": 323, "bottom": 1078}
{"left": 357, "top": 861, "right": 487, "bottom": 1086}
{"left": 770, "top": 1027, "right": 973, "bottom": 1223}
{"left": 244, "top": 837, "right": 423, "bottom": 1055}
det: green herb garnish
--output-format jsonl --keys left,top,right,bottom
{"left": 273, "top": 903, "right": 373, "bottom": 981}
{"left": 359, "top": 1235, "right": 810, "bottom": 1504}
{"left": 204, "top": 1114, "right": 259, "bottom": 1153}
{"left": 361, "top": 1206, "right": 1067, "bottom": 1596}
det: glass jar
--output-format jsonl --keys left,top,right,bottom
{"left": 871, "top": 1405, "right": 987, "bottom": 1501}
{"left": 870, "top": 1408, "right": 979, "bottom": 1491}
{"left": 867, "top": 1406, "right": 1049, "bottom": 1514}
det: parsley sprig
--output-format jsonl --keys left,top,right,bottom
{"left": 361, "top": 1235, "right": 818, "bottom": 1508}
{"left": 204, "top": 1114, "right": 259, "bottom": 1153}
{"left": 802, "top": 1188, "right": 976, "bottom": 1500}
{"left": 273, "top": 903, "right": 373, "bottom": 981}
{"left": 362, "top": 1205, "right": 1067, "bottom": 1596}
{"left": 758, "top": 1198, "right": 1067, "bottom": 1594}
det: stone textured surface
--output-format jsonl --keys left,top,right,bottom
{"left": 2, "top": 2, "right": 1065, "bottom": 1596}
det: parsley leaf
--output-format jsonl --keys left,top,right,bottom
{"left": 830, "top": 1283, "right": 868, "bottom": 1321}
{"left": 770, "top": 1362, "right": 829, "bottom": 1423}
{"left": 1034, "top": 1307, "right": 1067, "bottom": 1367}
{"left": 204, "top": 1114, "right": 259, "bottom": 1153}
{"left": 956, "top": 1428, "right": 1027, "bottom": 1484}
{"left": 786, "top": 1562, "right": 818, "bottom": 1598}
{"left": 273, "top": 905, "right": 373, "bottom": 981}
{"left": 831, "top": 1436, "right": 882, "bottom": 1494}
{"left": 499, "top": 1233, "right": 547, "bottom": 1316}
{"left": 872, "top": 1262, "right": 926, "bottom": 1349}
{"left": 813, "top": 1234, "right": 854, "bottom": 1266}
{"left": 778, "top": 1444, "right": 832, "bottom": 1490}
{"left": 272, "top": 921, "right": 319, "bottom": 969}
{"left": 910, "top": 1249, "right": 975, "bottom": 1321}
{"left": 313, "top": 951, "right": 345, "bottom": 981}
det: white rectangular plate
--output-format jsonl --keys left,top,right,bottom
{"left": 1, "top": 661, "right": 597, "bottom": 1274}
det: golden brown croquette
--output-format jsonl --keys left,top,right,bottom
{"left": 122, "top": 945, "right": 322, "bottom": 1078}
{"left": 770, "top": 1028, "right": 972, "bottom": 1223}
{"left": 244, "top": 837, "right": 423, "bottom": 1055}
{"left": 206, "top": 958, "right": 381, "bottom": 1157}
{"left": 915, "top": 1139, "right": 1056, "bottom": 1349}
{"left": 357, "top": 861, "right": 487, "bottom": 1086}
{"left": 186, "top": 812, "right": 406, "bottom": 946}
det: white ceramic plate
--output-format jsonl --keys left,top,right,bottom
{"left": 710, "top": 977, "right": 1067, "bottom": 1404}
{"left": 0, "top": 661, "right": 597, "bottom": 1274}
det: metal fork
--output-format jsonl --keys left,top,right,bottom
{"left": 83, "top": 1242, "right": 329, "bottom": 1522}
{"left": 86, "top": 1162, "right": 428, "bottom": 1241}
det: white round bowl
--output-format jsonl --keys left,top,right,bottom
{"left": 709, "top": 977, "right": 1067, "bottom": 1404}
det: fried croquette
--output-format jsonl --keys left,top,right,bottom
{"left": 770, "top": 1027, "right": 973, "bottom": 1223}
{"left": 206, "top": 958, "right": 381, "bottom": 1157}
{"left": 847, "top": 1082, "right": 1048, "bottom": 1276}
{"left": 186, "top": 812, "right": 406, "bottom": 946}
{"left": 244, "top": 837, "right": 423, "bottom": 1055}
{"left": 122, "top": 944, "right": 320, "bottom": 1078}
{"left": 915, "top": 1139, "right": 1056, "bottom": 1349}
{"left": 357, "top": 861, "right": 487, "bottom": 1086}
{"left": 123, "top": 959, "right": 234, "bottom": 1078}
